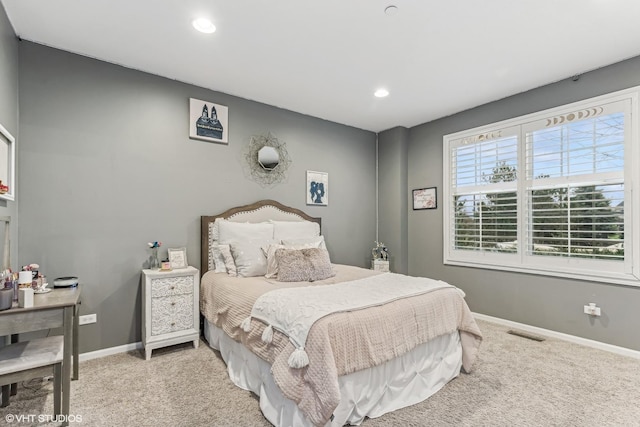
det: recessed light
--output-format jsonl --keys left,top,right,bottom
{"left": 192, "top": 18, "right": 216, "bottom": 34}
{"left": 374, "top": 88, "right": 389, "bottom": 98}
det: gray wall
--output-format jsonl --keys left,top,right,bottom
{"left": 405, "top": 57, "right": 640, "bottom": 351}
{"left": 377, "top": 127, "right": 408, "bottom": 274}
{"left": 0, "top": 4, "right": 18, "bottom": 271}
{"left": 17, "top": 42, "right": 377, "bottom": 353}
{"left": 10, "top": 24, "right": 640, "bottom": 353}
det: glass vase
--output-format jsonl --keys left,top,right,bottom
{"left": 150, "top": 247, "right": 160, "bottom": 270}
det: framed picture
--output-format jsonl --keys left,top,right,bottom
{"left": 189, "top": 98, "right": 229, "bottom": 144}
{"left": 167, "top": 247, "right": 188, "bottom": 269}
{"left": 0, "top": 123, "right": 15, "bottom": 201}
{"left": 306, "top": 171, "right": 328, "bottom": 206}
{"left": 413, "top": 187, "right": 437, "bottom": 210}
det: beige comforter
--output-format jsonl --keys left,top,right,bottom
{"left": 200, "top": 264, "right": 482, "bottom": 426}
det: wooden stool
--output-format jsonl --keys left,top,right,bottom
{"left": 0, "top": 336, "right": 64, "bottom": 415}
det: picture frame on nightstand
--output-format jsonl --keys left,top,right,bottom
{"left": 167, "top": 247, "right": 188, "bottom": 269}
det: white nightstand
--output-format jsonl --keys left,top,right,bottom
{"left": 141, "top": 266, "right": 200, "bottom": 360}
{"left": 371, "top": 259, "right": 390, "bottom": 272}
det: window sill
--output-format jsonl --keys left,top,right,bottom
{"left": 444, "top": 258, "right": 640, "bottom": 288}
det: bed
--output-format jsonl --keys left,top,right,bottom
{"left": 200, "top": 200, "right": 482, "bottom": 427}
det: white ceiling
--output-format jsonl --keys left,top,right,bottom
{"left": 3, "top": 0, "right": 640, "bottom": 132}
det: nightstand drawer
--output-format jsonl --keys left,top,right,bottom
{"left": 150, "top": 275, "right": 194, "bottom": 298}
{"left": 151, "top": 294, "right": 194, "bottom": 336}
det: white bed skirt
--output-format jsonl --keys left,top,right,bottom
{"left": 204, "top": 320, "right": 462, "bottom": 427}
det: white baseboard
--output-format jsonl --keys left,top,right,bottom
{"left": 79, "top": 341, "right": 143, "bottom": 362}
{"left": 474, "top": 312, "right": 640, "bottom": 360}
{"left": 79, "top": 315, "right": 640, "bottom": 363}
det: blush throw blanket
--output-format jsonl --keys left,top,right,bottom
{"left": 242, "top": 272, "right": 454, "bottom": 369}
{"left": 200, "top": 264, "right": 483, "bottom": 426}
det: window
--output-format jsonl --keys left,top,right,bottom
{"left": 443, "top": 88, "right": 638, "bottom": 285}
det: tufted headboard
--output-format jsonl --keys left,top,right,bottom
{"left": 200, "top": 200, "right": 321, "bottom": 275}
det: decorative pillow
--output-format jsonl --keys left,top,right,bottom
{"left": 271, "top": 220, "right": 320, "bottom": 241}
{"left": 305, "top": 248, "right": 334, "bottom": 281}
{"left": 281, "top": 235, "right": 326, "bottom": 250}
{"left": 218, "top": 221, "right": 274, "bottom": 244}
{"left": 219, "top": 244, "right": 237, "bottom": 276}
{"left": 274, "top": 249, "right": 308, "bottom": 282}
{"left": 210, "top": 243, "right": 230, "bottom": 273}
{"left": 276, "top": 248, "right": 334, "bottom": 282}
{"left": 229, "top": 239, "right": 274, "bottom": 277}
{"left": 263, "top": 241, "right": 327, "bottom": 278}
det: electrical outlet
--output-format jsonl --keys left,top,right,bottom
{"left": 79, "top": 313, "right": 97, "bottom": 325}
{"left": 583, "top": 303, "right": 601, "bottom": 316}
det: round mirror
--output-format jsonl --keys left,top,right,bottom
{"left": 258, "top": 146, "right": 280, "bottom": 171}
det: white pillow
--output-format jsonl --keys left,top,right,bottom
{"left": 218, "top": 221, "right": 274, "bottom": 244}
{"left": 229, "top": 239, "right": 274, "bottom": 277}
{"left": 210, "top": 243, "right": 229, "bottom": 273}
{"left": 271, "top": 220, "right": 320, "bottom": 241}
{"left": 281, "top": 235, "right": 326, "bottom": 250}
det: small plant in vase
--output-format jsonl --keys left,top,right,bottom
{"left": 371, "top": 241, "right": 389, "bottom": 261}
{"left": 148, "top": 241, "right": 162, "bottom": 269}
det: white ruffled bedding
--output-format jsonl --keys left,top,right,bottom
{"left": 205, "top": 320, "right": 463, "bottom": 427}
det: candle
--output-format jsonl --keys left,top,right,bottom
{"left": 19, "top": 271, "right": 32, "bottom": 284}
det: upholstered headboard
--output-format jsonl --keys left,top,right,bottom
{"left": 200, "top": 200, "right": 322, "bottom": 275}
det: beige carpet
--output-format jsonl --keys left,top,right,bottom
{"left": 2, "top": 319, "right": 639, "bottom": 426}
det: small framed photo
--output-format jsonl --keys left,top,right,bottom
{"left": 189, "top": 98, "right": 229, "bottom": 144}
{"left": 306, "top": 170, "right": 328, "bottom": 206}
{"left": 167, "top": 247, "right": 188, "bottom": 269}
{"left": 413, "top": 187, "right": 437, "bottom": 210}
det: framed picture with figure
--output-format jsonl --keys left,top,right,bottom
{"left": 168, "top": 247, "right": 188, "bottom": 269}
{"left": 306, "top": 171, "right": 328, "bottom": 206}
